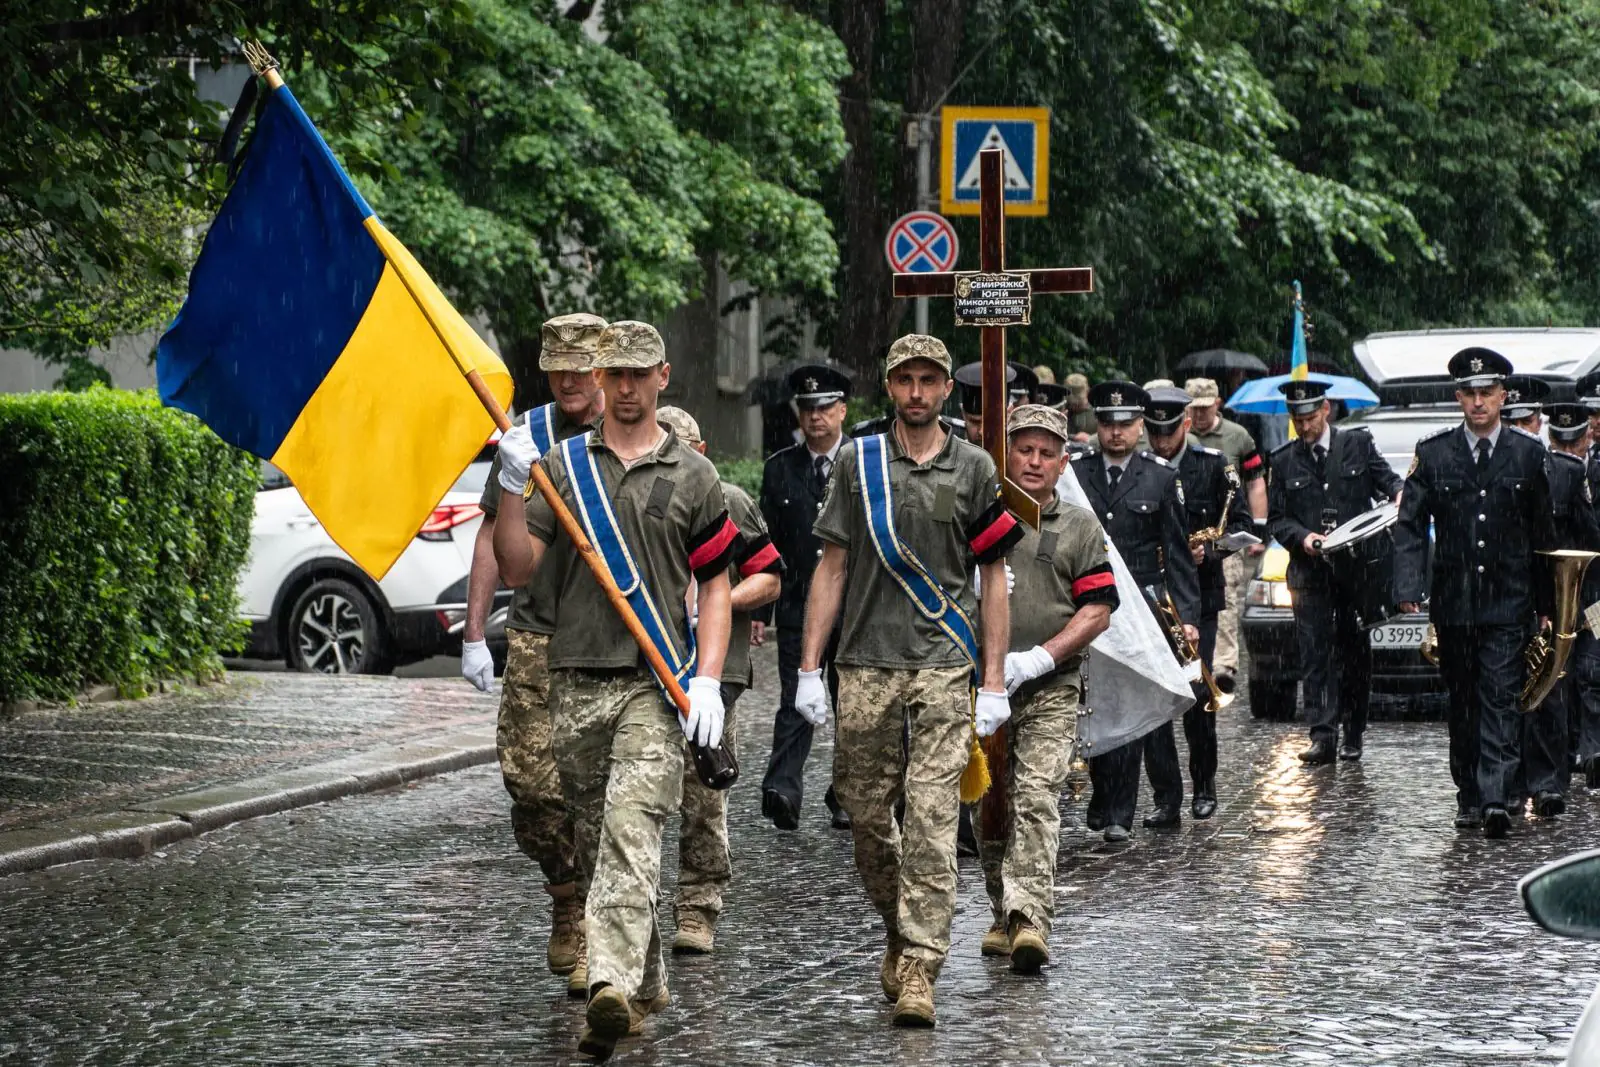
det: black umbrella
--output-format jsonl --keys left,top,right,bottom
{"left": 1176, "top": 349, "right": 1270, "bottom": 375}
{"left": 744, "top": 357, "right": 858, "bottom": 406}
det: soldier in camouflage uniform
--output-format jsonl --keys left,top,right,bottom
{"left": 460, "top": 312, "right": 606, "bottom": 992}
{"left": 492, "top": 322, "right": 739, "bottom": 1061}
{"left": 655, "top": 407, "right": 784, "bottom": 954}
{"left": 977, "top": 405, "right": 1118, "bottom": 973}
{"left": 799, "top": 334, "right": 1022, "bottom": 1028}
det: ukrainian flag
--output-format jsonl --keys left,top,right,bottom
{"left": 157, "top": 77, "right": 512, "bottom": 579}
{"left": 1288, "top": 279, "right": 1308, "bottom": 438}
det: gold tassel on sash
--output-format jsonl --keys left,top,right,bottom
{"left": 959, "top": 689, "right": 991, "bottom": 803}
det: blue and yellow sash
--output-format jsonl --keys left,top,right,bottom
{"left": 561, "top": 433, "right": 697, "bottom": 693}
{"left": 526, "top": 402, "right": 557, "bottom": 456}
{"left": 857, "top": 434, "right": 979, "bottom": 665}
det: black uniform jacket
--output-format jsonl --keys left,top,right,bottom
{"left": 1069, "top": 448, "right": 1201, "bottom": 624}
{"left": 760, "top": 436, "right": 850, "bottom": 631}
{"left": 1394, "top": 424, "right": 1555, "bottom": 626}
{"left": 1179, "top": 443, "right": 1253, "bottom": 617}
{"left": 1268, "top": 426, "right": 1403, "bottom": 593}
{"left": 1551, "top": 450, "right": 1600, "bottom": 551}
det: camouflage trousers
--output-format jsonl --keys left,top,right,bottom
{"left": 550, "top": 668, "right": 683, "bottom": 1001}
{"left": 834, "top": 664, "right": 972, "bottom": 974}
{"left": 674, "top": 683, "right": 745, "bottom": 924}
{"left": 975, "top": 678, "right": 1081, "bottom": 937}
{"left": 497, "top": 631, "right": 579, "bottom": 892}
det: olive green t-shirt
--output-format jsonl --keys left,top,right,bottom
{"left": 1191, "top": 417, "right": 1260, "bottom": 480}
{"left": 480, "top": 404, "right": 591, "bottom": 635}
{"left": 721, "top": 480, "right": 784, "bottom": 688}
{"left": 812, "top": 427, "right": 1003, "bottom": 670}
{"left": 525, "top": 426, "right": 733, "bottom": 672}
{"left": 1009, "top": 494, "right": 1119, "bottom": 693}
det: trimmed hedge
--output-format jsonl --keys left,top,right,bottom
{"left": 0, "top": 387, "right": 258, "bottom": 705}
{"left": 714, "top": 456, "right": 764, "bottom": 501}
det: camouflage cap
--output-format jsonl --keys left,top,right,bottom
{"left": 538, "top": 312, "right": 608, "bottom": 372}
{"left": 884, "top": 333, "right": 952, "bottom": 376}
{"left": 1185, "top": 377, "right": 1221, "bottom": 407}
{"left": 1064, "top": 372, "right": 1089, "bottom": 397}
{"left": 1143, "top": 377, "right": 1175, "bottom": 391}
{"left": 1007, "top": 403, "right": 1071, "bottom": 442}
{"left": 593, "top": 320, "right": 666, "bottom": 369}
{"left": 655, "top": 405, "right": 702, "bottom": 445}
{"left": 1032, "top": 364, "right": 1058, "bottom": 386}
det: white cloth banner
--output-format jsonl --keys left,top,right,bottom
{"left": 1056, "top": 465, "right": 1198, "bottom": 755}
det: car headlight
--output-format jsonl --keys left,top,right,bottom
{"left": 1247, "top": 579, "right": 1294, "bottom": 609}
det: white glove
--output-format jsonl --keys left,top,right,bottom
{"left": 1003, "top": 645, "right": 1056, "bottom": 696}
{"left": 974, "top": 689, "right": 1012, "bottom": 738}
{"left": 972, "top": 563, "right": 1015, "bottom": 600}
{"left": 795, "top": 668, "right": 829, "bottom": 726}
{"left": 684, "top": 676, "right": 725, "bottom": 749}
{"left": 461, "top": 638, "right": 494, "bottom": 692}
{"left": 496, "top": 420, "right": 542, "bottom": 494}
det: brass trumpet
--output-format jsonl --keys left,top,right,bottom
{"left": 1154, "top": 588, "right": 1234, "bottom": 714}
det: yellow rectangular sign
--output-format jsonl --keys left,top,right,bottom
{"left": 940, "top": 106, "right": 1050, "bottom": 217}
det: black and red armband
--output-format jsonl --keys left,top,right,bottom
{"left": 1239, "top": 448, "right": 1264, "bottom": 480}
{"left": 965, "top": 499, "right": 1025, "bottom": 565}
{"left": 1070, "top": 562, "right": 1120, "bottom": 609}
{"left": 688, "top": 512, "right": 740, "bottom": 582}
{"left": 736, "top": 533, "right": 784, "bottom": 579}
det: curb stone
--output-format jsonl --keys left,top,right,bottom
{"left": 0, "top": 733, "right": 495, "bottom": 877}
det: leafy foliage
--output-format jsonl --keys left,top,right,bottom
{"left": 0, "top": 388, "right": 258, "bottom": 704}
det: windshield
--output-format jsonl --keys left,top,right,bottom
{"left": 1339, "top": 408, "right": 1459, "bottom": 474}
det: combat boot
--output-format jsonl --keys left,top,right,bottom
{"left": 980, "top": 922, "right": 1011, "bottom": 957}
{"left": 672, "top": 909, "right": 715, "bottom": 955}
{"left": 567, "top": 937, "right": 589, "bottom": 999}
{"left": 891, "top": 958, "right": 936, "bottom": 1028}
{"left": 628, "top": 988, "right": 670, "bottom": 1035}
{"left": 1008, "top": 918, "right": 1049, "bottom": 974}
{"left": 577, "top": 985, "right": 630, "bottom": 1061}
{"left": 881, "top": 933, "right": 905, "bottom": 1003}
{"left": 548, "top": 882, "right": 584, "bottom": 975}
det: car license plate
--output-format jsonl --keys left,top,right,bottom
{"left": 1371, "top": 622, "right": 1426, "bottom": 649}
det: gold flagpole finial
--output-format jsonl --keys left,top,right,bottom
{"left": 242, "top": 41, "right": 284, "bottom": 87}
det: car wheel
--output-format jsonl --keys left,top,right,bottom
{"left": 285, "top": 577, "right": 392, "bottom": 675}
{"left": 1248, "top": 673, "right": 1297, "bottom": 720}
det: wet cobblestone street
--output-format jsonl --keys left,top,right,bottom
{"left": 3, "top": 651, "right": 1597, "bottom": 1065}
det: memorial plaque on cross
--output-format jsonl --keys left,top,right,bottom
{"left": 893, "top": 147, "right": 1093, "bottom": 528}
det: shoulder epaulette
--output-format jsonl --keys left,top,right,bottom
{"left": 1270, "top": 439, "right": 1296, "bottom": 456}
{"left": 1510, "top": 425, "right": 1543, "bottom": 442}
{"left": 1191, "top": 443, "right": 1224, "bottom": 457}
{"left": 764, "top": 443, "right": 799, "bottom": 466}
{"left": 1138, "top": 449, "right": 1170, "bottom": 467}
{"left": 1553, "top": 449, "right": 1585, "bottom": 464}
{"left": 1416, "top": 425, "right": 1454, "bottom": 446}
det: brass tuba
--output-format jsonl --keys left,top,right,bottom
{"left": 1521, "top": 549, "right": 1600, "bottom": 712}
{"left": 1153, "top": 588, "right": 1234, "bottom": 714}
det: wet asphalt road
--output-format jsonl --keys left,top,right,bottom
{"left": 3, "top": 651, "right": 1599, "bottom": 1066}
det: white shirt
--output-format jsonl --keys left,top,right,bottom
{"left": 808, "top": 435, "right": 844, "bottom": 479}
{"left": 1461, "top": 422, "right": 1502, "bottom": 460}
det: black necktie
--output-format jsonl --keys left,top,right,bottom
{"left": 1476, "top": 437, "right": 1490, "bottom": 469}
{"left": 1312, "top": 443, "right": 1327, "bottom": 477}
{"left": 1107, "top": 465, "right": 1122, "bottom": 491}
{"left": 812, "top": 454, "right": 829, "bottom": 494}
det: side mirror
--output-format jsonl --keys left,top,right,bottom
{"left": 1520, "top": 849, "right": 1600, "bottom": 941}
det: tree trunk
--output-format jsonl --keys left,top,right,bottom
{"left": 498, "top": 332, "right": 551, "bottom": 415}
{"left": 829, "top": 0, "right": 968, "bottom": 391}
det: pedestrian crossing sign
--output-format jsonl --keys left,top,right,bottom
{"left": 940, "top": 106, "right": 1050, "bottom": 217}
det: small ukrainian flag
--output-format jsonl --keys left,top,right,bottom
{"left": 157, "top": 65, "right": 512, "bottom": 579}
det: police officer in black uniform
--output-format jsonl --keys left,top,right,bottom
{"left": 1501, "top": 374, "right": 1549, "bottom": 434}
{"left": 1517, "top": 402, "right": 1599, "bottom": 817}
{"left": 1571, "top": 373, "right": 1600, "bottom": 788}
{"left": 1268, "top": 379, "right": 1402, "bottom": 766}
{"left": 1139, "top": 387, "right": 1251, "bottom": 822}
{"left": 1394, "top": 347, "right": 1555, "bottom": 839}
{"left": 1070, "top": 381, "right": 1201, "bottom": 841}
{"left": 760, "top": 364, "right": 853, "bottom": 831}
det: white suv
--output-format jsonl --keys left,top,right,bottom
{"left": 235, "top": 446, "right": 508, "bottom": 674}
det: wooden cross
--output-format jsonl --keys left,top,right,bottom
{"left": 893, "top": 147, "right": 1093, "bottom": 528}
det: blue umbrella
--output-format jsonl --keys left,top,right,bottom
{"left": 1225, "top": 372, "right": 1379, "bottom": 414}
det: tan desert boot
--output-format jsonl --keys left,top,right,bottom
{"left": 1008, "top": 918, "right": 1049, "bottom": 974}
{"left": 891, "top": 958, "right": 936, "bottom": 1028}
{"left": 548, "top": 882, "right": 584, "bottom": 975}
{"left": 981, "top": 921, "right": 1012, "bottom": 957}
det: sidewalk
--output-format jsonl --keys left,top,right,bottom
{"left": 0, "top": 671, "right": 496, "bottom": 875}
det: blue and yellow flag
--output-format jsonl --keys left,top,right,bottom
{"left": 157, "top": 76, "right": 512, "bottom": 579}
{"left": 1289, "top": 279, "right": 1309, "bottom": 382}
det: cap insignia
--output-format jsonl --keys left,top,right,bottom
{"left": 1109, "top": 391, "right": 1123, "bottom": 406}
{"left": 804, "top": 377, "right": 818, "bottom": 392}
{"left": 1470, "top": 357, "right": 1483, "bottom": 372}
{"left": 555, "top": 325, "right": 582, "bottom": 344}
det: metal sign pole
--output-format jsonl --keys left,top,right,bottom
{"left": 915, "top": 114, "right": 931, "bottom": 335}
